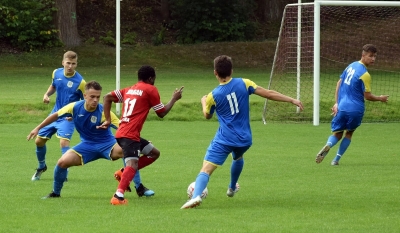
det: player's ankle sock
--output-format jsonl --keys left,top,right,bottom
{"left": 117, "top": 166, "right": 136, "bottom": 194}
{"left": 53, "top": 165, "right": 68, "bottom": 195}
{"left": 133, "top": 170, "right": 141, "bottom": 188}
{"left": 327, "top": 135, "right": 339, "bottom": 148}
{"left": 337, "top": 138, "right": 351, "bottom": 158}
{"left": 36, "top": 145, "right": 47, "bottom": 169}
{"left": 137, "top": 156, "right": 156, "bottom": 170}
{"left": 333, "top": 154, "right": 342, "bottom": 162}
{"left": 193, "top": 172, "right": 209, "bottom": 199}
{"left": 230, "top": 158, "right": 244, "bottom": 190}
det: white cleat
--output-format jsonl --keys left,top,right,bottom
{"left": 180, "top": 196, "right": 202, "bottom": 209}
{"left": 331, "top": 161, "right": 339, "bottom": 166}
{"left": 316, "top": 145, "right": 330, "bottom": 164}
{"left": 227, "top": 183, "right": 240, "bottom": 197}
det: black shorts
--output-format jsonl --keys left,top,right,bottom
{"left": 116, "top": 137, "right": 151, "bottom": 159}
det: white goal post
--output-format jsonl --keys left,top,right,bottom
{"left": 262, "top": 0, "right": 400, "bottom": 125}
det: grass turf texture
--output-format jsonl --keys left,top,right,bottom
{"left": 1, "top": 44, "right": 399, "bottom": 232}
{"left": 1, "top": 122, "right": 400, "bottom": 232}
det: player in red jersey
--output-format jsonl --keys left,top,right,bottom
{"left": 100, "top": 65, "right": 184, "bottom": 205}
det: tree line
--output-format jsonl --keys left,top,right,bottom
{"left": 1, "top": 0, "right": 312, "bottom": 51}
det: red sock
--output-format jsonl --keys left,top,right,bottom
{"left": 117, "top": 166, "right": 136, "bottom": 194}
{"left": 138, "top": 156, "right": 157, "bottom": 170}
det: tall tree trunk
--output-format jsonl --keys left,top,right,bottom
{"left": 55, "top": 0, "right": 81, "bottom": 47}
{"left": 160, "top": 0, "right": 169, "bottom": 22}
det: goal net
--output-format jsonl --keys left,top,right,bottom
{"left": 262, "top": 1, "right": 400, "bottom": 124}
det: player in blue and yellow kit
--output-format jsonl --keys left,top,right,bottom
{"left": 181, "top": 55, "right": 303, "bottom": 209}
{"left": 31, "top": 51, "right": 86, "bottom": 181}
{"left": 315, "top": 44, "right": 389, "bottom": 166}
{"left": 27, "top": 81, "right": 156, "bottom": 198}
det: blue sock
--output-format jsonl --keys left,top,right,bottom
{"left": 327, "top": 135, "right": 339, "bottom": 148}
{"left": 133, "top": 170, "right": 141, "bottom": 188}
{"left": 230, "top": 158, "right": 244, "bottom": 190}
{"left": 193, "top": 172, "right": 209, "bottom": 199}
{"left": 334, "top": 138, "right": 351, "bottom": 162}
{"left": 36, "top": 145, "right": 47, "bottom": 169}
{"left": 61, "top": 147, "right": 70, "bottom": 155}
{"left": 61, "top": 147, "right": 70, "bottom": 178}
{"left": 53, "top": 165, "right": 68, "bottom": 195}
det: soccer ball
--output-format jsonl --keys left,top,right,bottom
{"left": 187, "top": 182, "right": 208, "bottom": 199}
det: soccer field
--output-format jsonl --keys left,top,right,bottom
{"left": 1, "top": 63, "right": 399, "bottom": 232}
{"left": 1, "top": 121, "right": 400, "bottom": 232}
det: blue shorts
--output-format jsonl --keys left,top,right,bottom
{"left": 38, "top": 117, "right": 74, "bottom": 141}
{"left": 331, "top": 111, "right": 363, "bottom": 132}
{"left": 71, "top": 139, "right": 117, "bottom": 165}
{"left": 204, "top": 139, "right": 251, "bottom": 166}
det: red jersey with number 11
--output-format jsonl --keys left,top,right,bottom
{"left": 111, "top": 81, "right": 165, "bottom": 141}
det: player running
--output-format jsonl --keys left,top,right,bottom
{"left": 181, "top": 55, "right": 303, "bottom": 209}
{"left": 315, "top": 44, "right": 389, "bottom": 166}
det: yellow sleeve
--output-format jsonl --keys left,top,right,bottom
{"left": 360, "top": 72, "right": 372, "bottom": 92}
{"left": 204, "top": 92, "right": 215, "bottom": 115}
{"left": 57, "top": 102, "right": 75, "bottom": 116}
{"left": 51, "top": 69, "right": 57, "bottom": 80}
{"left": 78, "top": 79, "right": 86, "bottom": 94}
{"left": 101, "top": 111, "right": 120, "bottom": 129}
{"left": 242, "top": 78, "right": 258, "bottom": 90}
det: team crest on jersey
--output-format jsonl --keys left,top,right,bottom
{"left": 91, "top": 116, "right": 97, "bottom": 123}
{"left": 67, "top": 81, "right": 73, "bottom": 88}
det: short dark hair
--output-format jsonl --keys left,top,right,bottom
{"left": 85, "top": 80, "right": 102, "bottom": 91}
{"left": 363, "top": 44, "right": 377, "bottom": 54}
{"left": 138, "top": 65, "right": 156, "bottom": 81}
{"left": 214, "top": 55, "right": 232, "bottom": 78}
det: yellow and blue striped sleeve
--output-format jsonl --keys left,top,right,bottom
{"left": 204, "top": 92, "right": 215, "bottom": 115}
{"left": 359, "top": 72, "right": 372, "bottom": 93}
{"left": 57, "top": 102, "right": 75, "bottom": 117}
{"left": 101, "top": 111, "right": 120, "bottom": 129}
{"left": 242, "top": 78, "right": 258, "bottom": 93}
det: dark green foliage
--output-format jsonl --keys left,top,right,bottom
{"left": 0, "top": 0, "right": 60, "bottom": 51}
{"left": 170, "top": 0, "right": 256, "bottom": 44}
{"left": 99, "top": 30, "right": 116, "bottom": 46}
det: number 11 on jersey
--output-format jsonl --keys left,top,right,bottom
{"left": 226, "top": 92, "right": 239, "bottom": 115}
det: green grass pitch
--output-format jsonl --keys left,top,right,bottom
{"left": 1, "top": 65, "right": 399, "bottom": 232}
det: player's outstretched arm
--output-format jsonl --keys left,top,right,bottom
{"left": 254, "top": 86, "right": 304, "bottom": 110}
{"left": 364, "top": 92, "right": 389, "bottom": 102}
{"left": 98, "top": 93, "right": 115, "bottom": 129}
{"left": 157, "top": 86, "right": 184, "bottom": 118}
{"left": 27, "top": 112, "right": 59, "bottom": 141}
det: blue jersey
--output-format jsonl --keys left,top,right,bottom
{"left": 338, "top": 61, "right": 372, "bottom": 113}
{"left": 204, "top": 78, "right": 257, "bottom": 147}
{"left": 57, "top": 100, "right": 119, "bottom": 143}
{"left": 50, "top": 68, "right": 86, "bottom": 114}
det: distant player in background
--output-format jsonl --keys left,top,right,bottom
{"left": 100, "top": 65, "right": 184, "bottom": 205}
{"left": 27, "top": 81, "right": 155, "bottom": 198}
{"left": 31, "top": 51, "right": 86, "bottom": 181}
{"left": 315, "top": 44, "right": 389, "bottom": 166}
{"left": 181, "top": 55, "right": 304, "bottom": 209}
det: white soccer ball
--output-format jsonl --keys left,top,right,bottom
{"left": 187, "top": 181, "right": 208, "bottom": 199}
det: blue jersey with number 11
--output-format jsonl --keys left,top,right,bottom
{"left": 338, "top": 61, "right": 372, "bottom": 113}
{"left": 204, "top": 78, "right": 257, "bottom": 147}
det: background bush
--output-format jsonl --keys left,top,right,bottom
{"left": 0, "top": 0, "right": 60, "bottom": 51}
